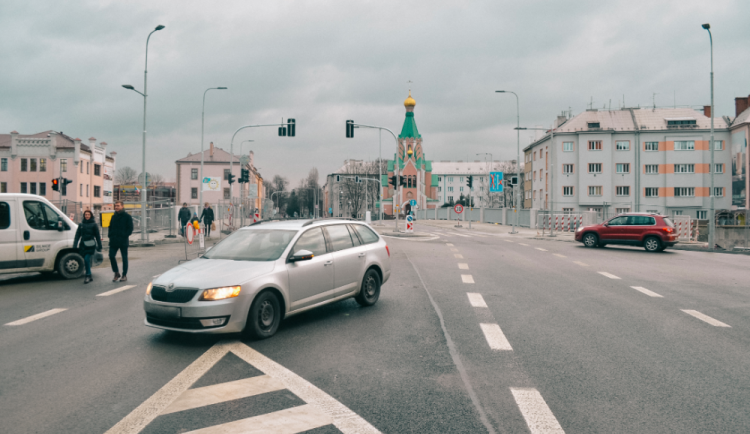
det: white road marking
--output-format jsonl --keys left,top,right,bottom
{"left": 630, "top": 286, "right": 663, "bottom": 298}
{"left": 519, "top": 243, "right": 529, "bottom": 246}
{"left": 162, "top": 375, "right": 285, "bottom": 415}
{"left": 535, "top": 248, "right": 548, "bottom": 251}
{"left": 573, "top": 261, "right": 588, "bottom": 267}
{"left": 681, "top": 310, "right": 731, "bottom": 327}
{"left": 479, "top": 323, "right": 513, "bottom": 351}
{"left": 458, "top": 263, "right": 469, "bottom": 270}
{"left": 184, "top": 404, "right": 331, "bottom": 434}
{"left": 467, "top": 293, "right": 487, "bottom": 308}
{"left": 552, "top": 253, "right": 566, "bottom": 258}
{"left": 471, "top": 234, "right": 487, "bottom": 238}
{"left": 5, "top": 308, "right": 67, "bottom": 326}
{"left": 598, "top": 272, "right": 621, "bottom": 280}
{"left": 446, "top": 243, "right": 454, "bottom": 246}
{"left": 449, "top": 232, "right": 472, "bottom": 238}
{"left": 454, "top": 254, "right": 464, "bottom": 258}
{"left": 510, "top": 387, "right": 565, "bottom": 434}
{"left": 97, "top": 285, "right": 136, "bottom": 297}
{"left": 504, "top": 240, "right": 514, "bottom": 243}
{"left": 450, "top": 248, "right": 459, "bottom": 252}
{"left": 461, "top": 274, "right": 475, "bottom": 284}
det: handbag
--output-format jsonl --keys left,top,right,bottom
{"left": 83, "top": 239, "right": 96, "bottom": 247}
{"left": 92, "top": 252, "right": 103, "bottom": 267}
{"left": 211, "top": 222, "right": 216, "bottom": 231}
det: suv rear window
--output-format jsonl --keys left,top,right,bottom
{"left": 662, "top": 217, "right": 675, "bottom": 228}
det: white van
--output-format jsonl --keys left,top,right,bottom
{"left": 0, "top": 193, "right": 85, "bottom": 279}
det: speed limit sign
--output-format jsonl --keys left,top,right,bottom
{"left": 454, "top": 204, "right": 464, "bottom": 214}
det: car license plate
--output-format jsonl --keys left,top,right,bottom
{"left": 147, "top": 304, "right": 181, "bottom": 319}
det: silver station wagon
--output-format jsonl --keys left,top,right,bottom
{"left": 143, "top": 219, "right": 391, "bottom": 339}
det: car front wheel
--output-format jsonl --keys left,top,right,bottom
{"left": 355, "top": 269, "right": 381, "bottom": 307}
{"left": 244, "top": 291, "right": 281, "bottom": 340}
{"left": 582, "top": 233, "right": 598, "bottom": 248}
{"left": 644, "top": 236, "right": 662, "bottom": 252}
{"left": 57, "top": 252, "right": 85, "bottom": 279}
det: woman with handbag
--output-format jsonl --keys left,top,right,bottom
{"left": 74, "top": 209, "right": 103, "bottom": 284}
{"left": 200, "top": 202, "right": 215, "bottom": 238}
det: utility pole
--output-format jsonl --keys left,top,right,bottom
{"left": 703, "top": 23, "right": 715, "bottom": 251}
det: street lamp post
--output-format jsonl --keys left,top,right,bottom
{"left": 122, "top": 24, "right": 165, "bottom": 242}
{"left": 703, "top": 23, "right": 715, "bottom": 251}
{"left": 199, "top": 87, "right": 228, "bottom": 207}
{"left": 496, "top": 91, "right": 520, "bottom": 234}
{"left": 352, "top": 124, "right": 400, "bottom": 231}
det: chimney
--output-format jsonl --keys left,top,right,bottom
{"left": 209, "top": 142, "right": 214, "bottom": 158}
{"left": 703, "top": 105, "right": 712, "bottom": 118}
{"left": 736, "top": 95, "right": 750, "bottom": 117}
{"left": 555, "top": 115, "right": 567, "bottom": 128}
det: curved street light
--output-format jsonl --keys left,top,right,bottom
{"left": 199, "top": 87, "right": 228, "bottom": 206}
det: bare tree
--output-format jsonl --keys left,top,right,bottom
{"left": 266, "top": 175, "right": 289, "bottom": 213}
{"left": 149, "top": 173, "right": 165, "bottom": 188}
{"left": 339, "top": 160, "right": 384, "bottom": 218}
{"left": 115, "top": 166, "right": 138, "bottom": 185}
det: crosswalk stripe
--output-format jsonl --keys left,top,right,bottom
{"left": 504, "top": 240, "right": 514, "bottom": 243}
{"left": 510, "top": 387, "right": 565, "bottom": 433}
{"left": 470, "top": 234, "right": 487, "bottom": 238}
{"left": 630, "top": 286, "right": 663, "bottom": 298}
{"left": 461, "top": 274, "right": 475, "bottom": 284}
{"left": 454, "top": 254, "right": 464, "bottom": 258}
{"left": 97, "top": 285, "right": 136, "bottom": 297}
{"left": 467, "top": 293, "right": 487, "bottom": 308}
{"left": 458, "top": 263, "right": 469, "bottom": 270}
{"left": 450, "top": 248, "right": 459, "bottom": 252}
{"left": 183, "top": 404, "right": 331, "bottom": 434}
{"left": 162, "top": 375, "right": 285, "bottom": 415}
{"left": 681, "top": 310, "right": 731, "bottom": 327}
{"left": 479, "top": 323, "right": 513, "bottom": 351}
{"left": 5, "top": 308, "right": 67, "bottom": 326}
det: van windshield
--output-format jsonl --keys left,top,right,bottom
{"left": 203, "top": 229, "right": 296, "bottom": 261}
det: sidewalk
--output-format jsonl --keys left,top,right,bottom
{"left": 102, "top": 229, "right": 223, "bottom": 248}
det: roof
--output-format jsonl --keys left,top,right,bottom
{"left": 733, "top": 106, "right": 750, "bottom": 127}
{"left": 0, "top": 130, "right": 77, "bottom": 149}
{"left": 399, "top": 112, "right": 421, "bottom": 139}
{"left": 176, "top": 146, "right": 242, "bottom": 163}
{"left": 431, "top": 161, "right": 518, "bottom": 175}
{"left": 549, "top": 108, "right": 728, "bottom": 134}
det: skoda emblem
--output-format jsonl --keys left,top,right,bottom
{"left": 166, "top": 283, "right": 176, "bottom": 292}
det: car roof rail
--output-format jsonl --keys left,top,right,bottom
{"left": 301, "top": 217, "right": 358, "bottom": 227}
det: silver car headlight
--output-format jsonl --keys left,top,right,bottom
{"left": 200, "top": 286, "right": 242, "bottom": 301}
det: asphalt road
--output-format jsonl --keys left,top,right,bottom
{"left": 1, "top": 226, "right": 749, "bottom": 433}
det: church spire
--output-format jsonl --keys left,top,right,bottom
{"left": 399, "top": 91, "right": 421, "bottom": 139}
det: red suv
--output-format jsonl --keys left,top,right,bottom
{"left": 574, "top": 213, "right": 677, "bottom": 252}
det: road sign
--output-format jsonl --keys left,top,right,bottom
{"left": 239, "top": 155, "right": 250, "bottom": 167}
{"left": 329, "top": 207, "right": 333, "bottom": 214}
{"left": 454, "top": 204, "right": 463, "bottom": 214}
{"left": 248, "top": 183, "right": 258, "bottom": 199}
{"left": 410, "top": 199, "right": 417, "bottom": 207}
{"left": 405, "top": 215, "right": 414, "bottom": 232}
{"left": 490, "top": 172, "right": 504, "bottom": 192}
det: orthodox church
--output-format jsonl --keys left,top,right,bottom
{"left": 382, "top": 92, "right": 439, "bottom": 215}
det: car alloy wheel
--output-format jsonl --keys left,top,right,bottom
{"left": 583, "top": 233, "right": 598, "bottom": 248}
{"left": 644, "top": 237, "right": 661, "bottom": 252}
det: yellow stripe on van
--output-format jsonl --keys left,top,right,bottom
{"left": 24, "top": 245, "right": 34, "bottom": 252}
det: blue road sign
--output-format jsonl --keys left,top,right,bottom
{"left": 490, "top": 172, "right": 504, "bottom": 192}
{"left": 410, "top": 199, "right": 417, "bottom": 207}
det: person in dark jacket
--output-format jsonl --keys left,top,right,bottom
{"left": 74, "top": 209, "right": 102, "bottom": 284}
{"left": 109, "top": 201, "right": 134, "bottom": 282}
{"left": 200, "top": 202, "right": 215, "bottom": 238}
{"left": 178, "top": 203, "right": 191, "bottom": 237}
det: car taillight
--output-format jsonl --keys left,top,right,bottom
{"left": 662, "top": 227, "right": 673, "bottom": 233}
{"left": 385, "top": 245, "right": 390, "bottom": 257}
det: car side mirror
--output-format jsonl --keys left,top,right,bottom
{"left": 289, "top": 249, "right": 314, "bottom": 263}
{"left": 57, "top": 221, "right": 64, "bottom": 232}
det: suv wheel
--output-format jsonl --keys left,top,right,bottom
{"left": 582, "top": 233, "right": 598, "bottom": 248}
{"left": 244, "top": 291, "right": 281, "bottom": 340}
{"left": 644, "top": 236, "right": 661, "bottom": 252}
{"left": 355, "top": 269, "right": 381, "bottom": 307}
{"left": 57, "top": 252, "right": 85, "bottom": 279}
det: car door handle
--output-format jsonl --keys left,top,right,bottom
{"left": 24, "top": 230, "right": 30, "bottom": 241}
{"left": 324, "top": 261, "right": 333, "bottom": 266}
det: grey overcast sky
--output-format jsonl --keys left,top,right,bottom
{"left": 1, "top": 0, "right": 748, "bottom": 186}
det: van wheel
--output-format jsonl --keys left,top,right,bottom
{"left": 355, "top": 269, "right": 381, "bottom": 307}
{"left": 582, "top": 233, "right": 598, "bottom": 248}
{"left": 644, "top": 237, "right": 661, "bottom": 252}
{"left": 244, "top": 291, "right": 281, "bottom": 340}
{"left": 57, "top": 252, "right": 85, "bottom": 279}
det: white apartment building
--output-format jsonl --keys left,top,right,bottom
{"left": 523, "top": 107, "right": 731, "bottom": 219}
{"left": 431, "top": 160, "right": 517, "bottom": 207}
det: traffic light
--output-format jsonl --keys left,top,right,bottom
{"left": 62, "top": 178, "right": 72, "bottom": 195}
{"left": 399, "top": 176, "right": 406, "bottom": 187}
{"left": 346, "top": 120, "right": 354, "bottom": 138}
{"left": 466, "top": 175, "right": 473, "bottom": 189}
{"left": 227, "top": 173, "right": 236, "bottom": 185}
{"left": 354, "top": 176, "right": 360, "bottom": 183}
{"left": 389, "top": 175, "right": 397, "bottom": 187}
{"left": 240, "top": 169, "right": 249, "bottom": 184}
{"left": 52, "top": 178, "right": 59, "bottom": 192}
{"left": 278, "top": 124, "right": 287, "bottom": 136}
{"left": 287, "top": 119, "right": 296, "bottom": 137}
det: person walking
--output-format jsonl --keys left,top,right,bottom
{"left": 109, "top": 201, "right": 133, "bottom": 282}
{"left": 74, "top": 209, "right": 102, "bottom": 284}
{"left": 200, "top": 203, "right": 215, "bottom": 238}
{"left": 178, "top": 202, "right": 191, "bottom": 237}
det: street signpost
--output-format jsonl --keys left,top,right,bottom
{"left": 454, "top": 203, "right": 463, "bottom": 228}
{"left": 490, "top": 172, "right": 504, "bottom": 192}
{"left": 405, "top": 214, "right": 414, "bottom": 233}
{"left": 410, "top": 199, "right": 417, "bottom": 207}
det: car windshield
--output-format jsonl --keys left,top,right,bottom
{"left": 202, "top": 229, "right": 296, "bottom": 261}
{"left": 663, "top": 217, "right": 675, "bottom": 228}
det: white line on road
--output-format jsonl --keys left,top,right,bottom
{"left": 573, "top": 261, "right": 589, "bottom": 267}
{"left": 510, "top": 387, "right": 565, "bottom": 434}
{"left": 681, "top": 310, "right": 731, "bottom": 327}
{"left": 552, "top": 253, "right": 566, "bottom": 258}
{"left": 479, "top": 323, "right": 513, "bottom": 351}
{"left": 535, "top": 248, "right": 548, "bottom": 251}
{"left": 184, "top": 404, "right": 330, "bottom": 434}
{"left": 449, "top": 232, "right": 472, "bottom": 238}
{"left": 504, "top": 240, "right": 514, "bottom": 243}
{"left": 458, "top": 263, "right": 469, "bottom": 270}
{"left": 162, "top": 375, "right": 285, "bottom": 415}
{"left": 446, "top": 243, "right": 454, "bottom": 246}
{"left": 467, "top": 293, "right": 487, "bottom": 308}
{"left": 471, "top": 234, "right": 487, "bottom": 238}
{"left": 5, "top": 308, "right": 67, "bottom": 326}
{"left": 97, "top": 285, "right": 136, "bottom": 297}
{"left": 519, "top": 243, "right": 529, "bottom": 246}
{"left": 454, "top": 254, "right": 464, "bottom": 259}
{"left": 450, "top": 248, "right": 459, "bottom": 252}
{"left": 461, "top": 274, "right": 475, "bottom": 284}
{"left": 630, "top": 286, "right": 663, "bottom": 298}
{"left": 598, "top": 272, "right": 621, "bottom": 280}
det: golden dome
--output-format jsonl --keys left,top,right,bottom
{"left": 404, "top": 91, "right": 416, "bottom": 107}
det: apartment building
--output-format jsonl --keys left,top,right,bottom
{"left": 523, "top": 107, "right": 731, "bottom": 219}
{"left": 730, "top": 94, "right": 750, "bottom": 209}
{"left": 431, "top": 160, "right": 517, "bottom": 207}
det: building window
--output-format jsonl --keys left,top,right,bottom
{"left": 21, "top": 158, "right": 28, "bottom": 171}
{"left": 616, "top": 208, "right": 630, "bottom": 215}
{"left": 21, "top": 182, "right": 27, "bottom": 193}
{"left": 0, "top": 182, "right": 6, "bottom": 193}
{"left": 1, "top": 158, "right": 6, "bottom": 171}
{"left": 645, "top": 142, "right": 659, "bottom": 151}
{"left": 86, "top": 162, "right": 90, "bottom": 174}
{"left": 587, "top": 122, "right": 601, "bottom": 128}
{"left": 616, "top": 186, "right": 630, "bottom": 196}
{"left": 459, "top": 177, "right": 464, "bottom": 182}
{"left": 616, "top": 163, "right": 630, "bottom": 174}
{"left": 697, "top": 210, "right": 707, "bottom": 219}
{"left": 714, "top": 140, "right": 723, "bottom": 150}
{"left": 563, "top": 186, "right": 574, "bottom": 196}
{"left": 714, "top": 164, "right": 723, "bottom": 173}
{"left": 94, "top": 164, "right": 101, "bottom": 176}
{"left": 40, "top": 158, "right": 46, "bottom": 172}
{"left": 190, "top": 168, "right": 199, "bottom": 180}
{"left": 645, "top": 188, "right": 659, "bottom": 197}
{"left": 588, "top": 163, "right": 602, "bottom": 174}
{"left": 674, "top": 141, "right": 695, "bottom": 151}
{"left": 674, "top": 164, "right": 695, "bottom": 173}
{"left": 437, "top": 176, "right": 442, "bottom": 182}
{"left": 448, "top": 186, "right": 453, "bottom": 192}
{"left": 673, "top": 210, "right": 683, "bottom": 216}
{"left": 224, "top": 169, "right": 231, "bottom": 180}
{"left": 645, "top": 164, "right": 659, "bottom": 174}
{"left": 30, "top": 183, "right": 37, "bottom": 195}
{"left": 714, "top": 187, "right": 724, "bottom": 197}
{"left": 448, "top": 177, "right": 453, "bottom": 182}
{"left": 447, "top": 196, "right": 453, "bottom": 203}
{"left": 39, "top": 182, "right": 46, "bottom": 196}
{"left": 94, "top": 186, "right": 101, "bottom": 197}
{"left": 616, "top": 141, "right": 630, "bottom": 151}
{"left": 459, "top": 187, "right": 464, "bottom": 192}
{"left": 438, "top": 186, "right": 441, "bottom": 192}
{"left": 588, "top": 141, "right": 602, "bottom": 151}
{"left": 224, "top": 188, "right": 230, "bottom": 199}
{"left": 191, "top": 188, "right": 198, "bottom": 199}
{"left": 667, "top": 119, "right": 696, "bottom": 126}
{"left": 30, "top": 158, "right": 37, "bottom": 172}
{"left": 61, "top": 159, "right": 67, "bottom": 172}
{"left": 563, "top": 208, "right": 574, "bottom": 214}
{"left": 80, "top": 184, "right": 83, "bottom": 196}
{"left": 563, "top": 142, "right": 574, "bottom": 152}
{"left": 588, "top": 186, "right": 602, "bottom": 196}
{"left": 562, "top": 164, "right": 574, "bottom": 174}
{"left": 674, "top": 187, "right": 695, "bottom": 197}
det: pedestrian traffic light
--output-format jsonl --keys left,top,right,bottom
{"left": 346, "top": 120, "right": 354, "bottom": 138}
{"left": 287, "top": 119, "right": 296, "bottom": 137}
{"left": 52, "top": 178, "right": 59, "bottom": 192}
{"left": 240, "top": 169, "right": 249, "bottom": 184}
{"left": 466, "top": 175, "right": 473, "bottom": 189}
{"left": 227, "top": 173, "right": 236, "bottom": 185}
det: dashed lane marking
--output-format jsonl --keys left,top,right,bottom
{"left": 450, "top": 248, "right": 459, "bottom": 252}
{"left": 504, "top": 240, "right": 514, "bottom": 243}
{"left": 446, "top": 243, "right": 454, "bottom": 246}
{"left": 552, "top": 254, "right": 566, "bottom": 258}
{"left": 458, "top": 263, "right": 469, "bottom": 270}
{"left": 449, "top": 232, "right": 472, "bottom": 238}
{"left": 630, "top": 286, "right": 663, "bottom": 298}
{"left": 519, "top": 243, "right": 529, "bottom": 246}
{"left": 97, "top": 285, "right": 136, "bottom": 297}
{"left": 535, "top": 248, "right": 548, "bottom": 251}
{"left": 5, "top": 308, "right": 67, "bottom": 326}
{"left": 510, "top": 387, "right": 565, "bottom": 434}
{"left": 598, "top": 272, "right": 621, "bottom": 280}
{"left": 573, "top": 261, "right": 589, "bottom": 267}
{"left": 479, "top": 323, "right": 513, "bottom": 351}
{"left": 681, "top": 310, "right": 731, "bottom": 327}
{"left": 461, "top": 274, "right": 475, "bottom": 284}
{"left": 467, "top": 293, "right": 488, "bottom": 308}
{"left": 470, "top": 234, "right": 487, "bottom": 238}
{"left": 454, "top": 254, "right": 464, "bottom": 259}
